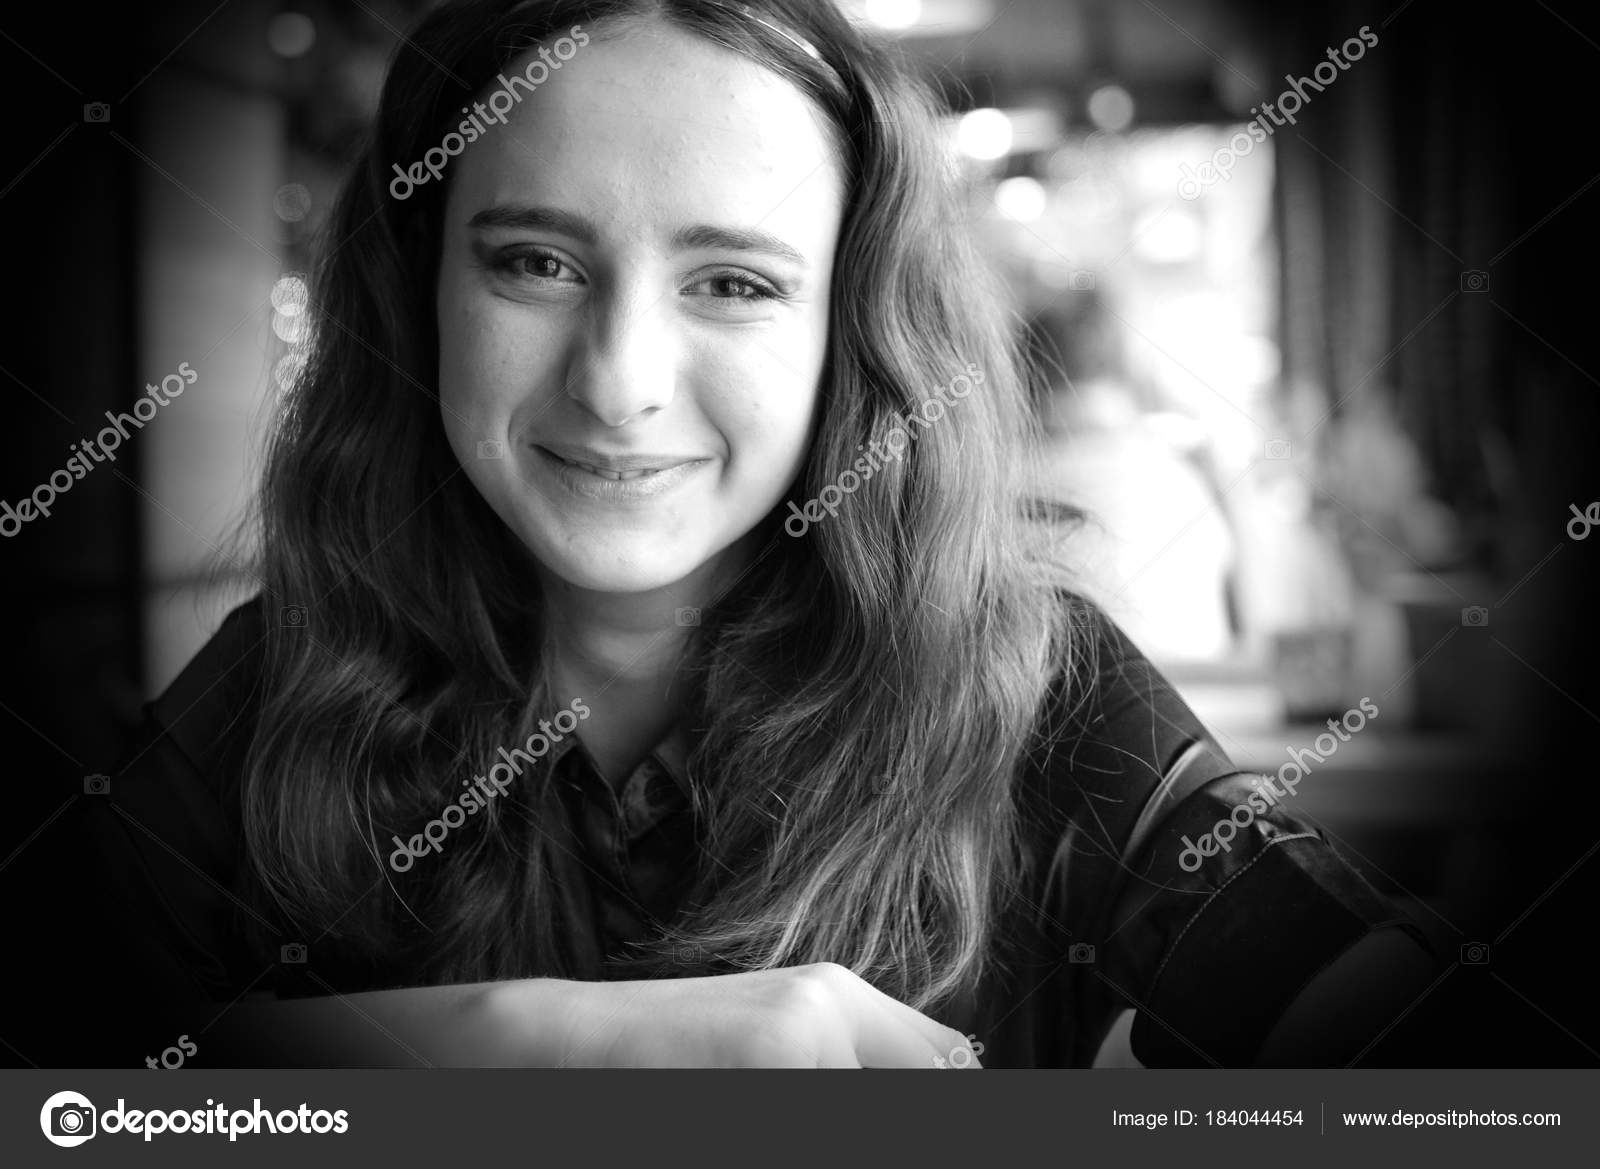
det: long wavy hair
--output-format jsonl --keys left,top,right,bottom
{"left": 240, "top": 0, "right": 1081, "bottom": 1012}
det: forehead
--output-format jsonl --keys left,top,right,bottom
{"left": 449, "top": 19, "right": 844, "bottom": 243}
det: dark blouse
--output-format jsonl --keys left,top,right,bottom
{"left": 78, "top": 594, "right": 1424, "bottom": 1067}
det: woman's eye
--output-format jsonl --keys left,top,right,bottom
{"left": 690, "top": 271, "right": 780, "bottom": 301}
{"left": 493, "top": 249, "right": 581, "bottom": 284}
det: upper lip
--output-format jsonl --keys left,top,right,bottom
{"left": 534, "top": 441, "right": 703, "bottom": 473}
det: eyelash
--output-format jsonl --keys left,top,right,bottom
{"left": 696, "top": 270, "right": 783, "bottom": 301}
{"left": 490, "top": 248, "right": 573, "bottom": 283}
{"left": 489, "top": 247, "right": 783, "bottom": 301}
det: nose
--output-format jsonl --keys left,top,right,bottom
{"left": 564, "top": 289, "right": 676, "bottom": 428}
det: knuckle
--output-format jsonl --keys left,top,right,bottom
{"left": 764, "top": 963, "right": 852, "bottom": 1029}
{"left": 795, "top": 961, "right": 849, "bottom": 999}
{"left": 784, "top": 968, "right": 837, "bottom": 1014}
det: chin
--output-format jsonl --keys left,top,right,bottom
{"left": 528, "top": 536, "right": 711, "bottom": 598}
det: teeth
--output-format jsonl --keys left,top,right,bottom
{"left": 559, "top": 456, "right": 661, "bottom": 481}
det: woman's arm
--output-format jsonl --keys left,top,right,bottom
{"left": 197, "top": 964, "right": 980, "bottom": 1068}
{"left": 1253, "top": 926, "right": 1439, "bottom": 1066}
{"left": 199, "top": 978, "right": 585, "bottom": 1068}
{"left": 199, "top": 979, "right": 577, "bottom": 1067}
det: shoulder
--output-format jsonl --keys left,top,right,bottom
{"left": 143, "top": 595, "right": 272, "bottom": 786}
{"left": 93, "top": 594, "right": 272, "bottom": 869}
{"left": 1016, "top": 590, "right": 1238, "bottom": 861}
{"left": 998, "top": 591, "right": 1429, "bottom": 1066}
{"left": 77, "top": 596, "right": 275, "bottom": 1006}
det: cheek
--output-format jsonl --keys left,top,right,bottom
{"left": 440, "top": 297, "right": 560, "bottom": 424}
{"left": 706, "top": 351, "right": 822, "bottom": 477}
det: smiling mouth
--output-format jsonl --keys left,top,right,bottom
{"left": 552, "top": 455, "right": 664, "bottom": 481}
{"left": 535, "top": 444, "right": 703, "bottom": 482}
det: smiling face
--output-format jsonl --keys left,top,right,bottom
{"left": 435, "top": 18, "right": 844, "bottom": 601}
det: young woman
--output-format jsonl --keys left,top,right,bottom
{"left": 84, "top": 0, "right": 1434, "bottom": 1067}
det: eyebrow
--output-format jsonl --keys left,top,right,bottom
{"left": 467, "top": 204, "right": 808, "bottom": 267}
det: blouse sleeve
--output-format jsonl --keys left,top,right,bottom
{"left": 1016, "top": 597, "right": 1433, "bottom": 1067}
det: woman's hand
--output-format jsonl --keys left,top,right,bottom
{"left": 495, "top": 963, "right": 982, "bottom": 1068}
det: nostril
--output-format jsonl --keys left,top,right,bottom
{"left": 563, "top": 350, "right": 676, "bottom": 427}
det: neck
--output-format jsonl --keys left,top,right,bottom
{"left": 534, "top": 538, "right": 760, "bottom": 785}
{"left": 541, "top": 586, "right": 691, "bottom": 697}
{"left": 536, "top": 533, "right": 758, "bottom": 703}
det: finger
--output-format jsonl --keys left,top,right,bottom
{"left": 812, "top": 1029, "right": 862, "bottom": 1069}
{"left": 850, "top": 1010, "right": 951, "bottom": 1068}
{"left": 845, "top": 993, "right": 972, "bottom": 1068}
{"left": 734, "top": 1012, "right": 853, "bottom": 1068}
{"left": 853, "top": 980, "right": 981, "bottom": 1068}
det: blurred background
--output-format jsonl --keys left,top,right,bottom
{"left": 2, "top": 0, "right": 1597, "bottom": 1065}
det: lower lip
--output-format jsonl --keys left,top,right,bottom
{"left": 530, "top": 446, "right": 709, "bottom": 502}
